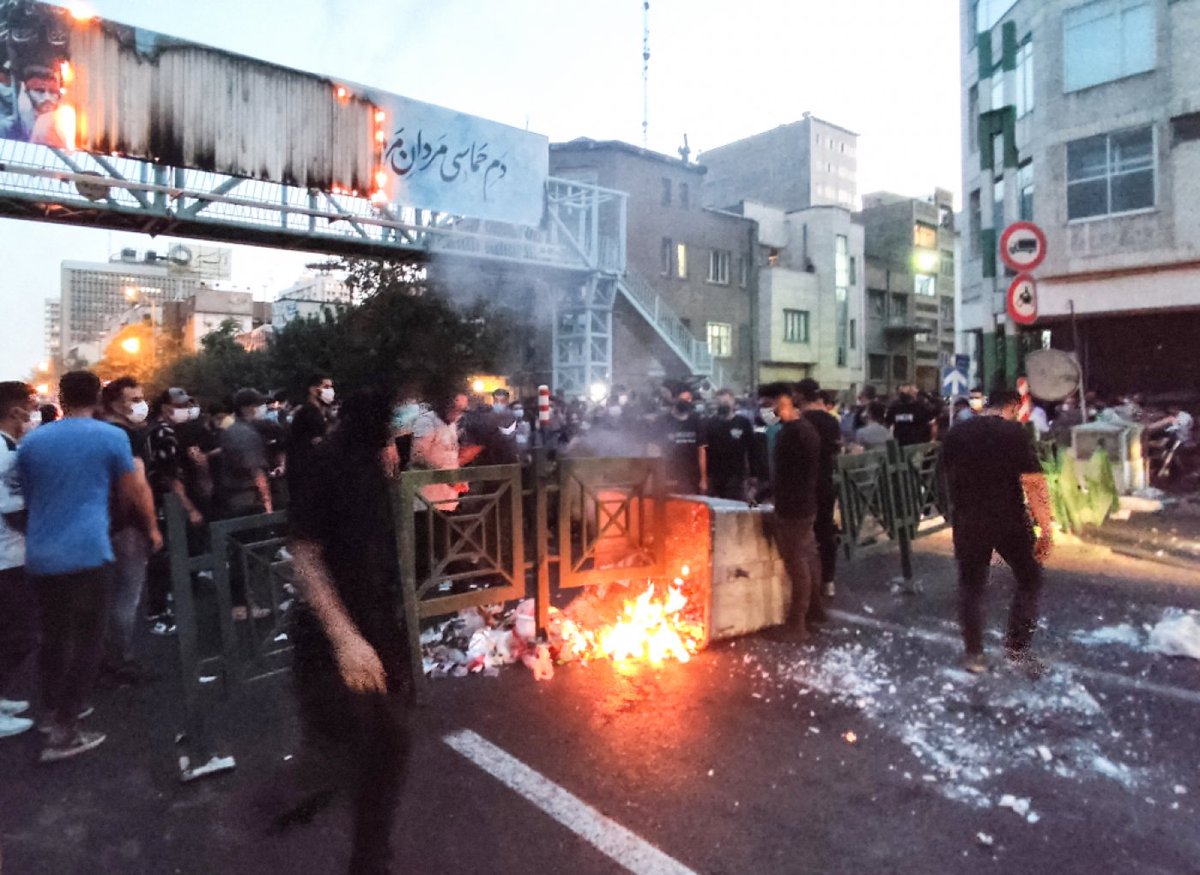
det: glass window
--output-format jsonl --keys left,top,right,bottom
{"left": 893, "top": 355, "right": 909, "bottom": 380}
{"left": 661, "top": 178, "right": 672, "bottom": 206}
{"left": 940, "top": 297, "right": 955, "bottom": 322}
{"left": 1067, "top": 126, "right": 1155, "bottom": 219}
{"left": 661, "top": 238, "right": 673, "bottom": 276}
{"left": 849, "top": 256, "right": 858, "bottom": 285}
{"left": 869, "top": 354, "right": 887, "bottom": 381}
{"left": 1015, "top": 38, "right": 1034, "bottom": 117}
{"left": 835, "top": 235, "right": 849, "bottom": 287}
{"left": 707, "top": 322, "right": 732, "bottom": 358}
{"left": 940, "top": 250, "right": 955, "bottom": 278}
{"left": 869, "top": 290, "right": 886, "bottom": 317}
{"left": 736, "top": 256, "right": 748, "bottom": 287}
{"left": 680, "top": 182, "right": 690, "bottom": 208}
{"left": 915, "top": 275, "right": 937, "bottom": 297}
{"left": 992, "top": 177, "right": 1005, "bottom": 232}
{"left": 707, "top": 250, "right": 731, "bottom": 284}
{"left": 913, "top": 224, "right": 938, "bottom": 248}
{"left": 991, "top": 70, "right": 1006, "bottom": 111}
{"left": 969, "top": 190, "right": 981, "bottom": 257}
{"left": 783, "top": 309, "right": 810, "bottom": 344}
{"left": 1063, "top": 0, "right": 1155, "bottom": 93}
{"left": 891, "top": 294, "right": 908, "bottom": 321}
{"left": 1018, "top": 161, "right": 1034, "bottom": 221}
{"left": 849, "top": 319, "right": 857, "bottom": 349}
{"left": 675, "top": 243, "right": 688, "bottom": 279}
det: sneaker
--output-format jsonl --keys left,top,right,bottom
{"left": 962, "top": 653, "right": 989, "bottom": 674}
{"left": 0, "top": 713, "right": 34, "bottom": 738}
{"left": 39, "top": 729, "right": 106, "bottom": 763}
{"left": 823, "top": 581, "right": 836, "bottom": 598}
{"left": 0, "top": 698, "right": 30, "bottom": 716}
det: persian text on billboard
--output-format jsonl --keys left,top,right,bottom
{"left": 378, "top": 95, "right": 547, "bottom": 227}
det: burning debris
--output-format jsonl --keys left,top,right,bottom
{"left": 421, "top": 568, "right": 706, "bottom": 680}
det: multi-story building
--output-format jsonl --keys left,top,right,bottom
{"left": 43, "top": 298, "right": 61, "bottom": 363}
{"left": 959, "top": 0, "right": 1200, "bottom": 395}
{"left": 272, "top": 274, "right": 351, "bottom": 331}
{"left": 550, "top": 139, "right": 758, "bottom": 392}
{"left": 858, "top": 189, "right": 958, "bottom": 395}
{"left": 701, "top": 114, "right": 859, "bottom": 214}
{"left": 56, "top": 244, "right": 232, "bottom": 366}
{"left": 729, "top": 201, "right": 866, "bottom": 391}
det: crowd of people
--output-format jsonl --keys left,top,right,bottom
{"left": 2, "top": 362, "right": 1194, "bottom": 872}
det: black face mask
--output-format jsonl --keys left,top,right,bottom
{"left": 717, "top": 404, "right": 731, "bottom": 417}
{"left": 674, "top": 400, "right": 692, "bottom": 415}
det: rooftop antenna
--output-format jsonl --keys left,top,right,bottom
{"left": 678, "top": 134, "right": 690, "bottom": 165}
{"left": 642, "top": 0, "right": 650, "bottom": 148}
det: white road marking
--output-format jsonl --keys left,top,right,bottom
{"left": 442, "top": 729, "right": 697, "bottom": 875}
{"left": 829, "top": 608, "right": 1200, "bottom": 707}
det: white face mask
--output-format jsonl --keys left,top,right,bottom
{"left": 254, "top": 404, "right": 268, "bottom": 420}
{"left": 188, "top": 406, "right": 201, "bottom": 421}
{"left": 319, "top": 387, "right": 335, "bottom": 405}
{"left": 171, "top": 407, "right": 190, "bottom": 424}
{"left": 760, "top": 408, "right": 780, "bottom": 427}
{"left": 128, "top": 401, "right": 150, "bottom": 424}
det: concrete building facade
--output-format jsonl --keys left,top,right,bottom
{"left": 550, "top": 139, "right": 758, "bottom": 392}
{"left": 960, "top": 0, "right": 1200, "bottom": 395}
{"left": 700, "top": 114, "right": 859, "bottom": 214}
{"left": 858, "top": 189, "right": 958, "bottom": 396}
{"left": 733, "top": 201, "right": 867, "bottom": 391}
{"left": 272, "top": 274, "right": 351, "bottom": 331}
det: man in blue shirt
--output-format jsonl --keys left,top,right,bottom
{"left": 17, "top": 371, "right": 161, "bottom": 763}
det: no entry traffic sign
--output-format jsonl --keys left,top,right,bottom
{"left": 1007, "top": 273, "right": 1038, "bottom": 325}
{"left": 999, "top": 221, "right": 1047, "bottom": 272}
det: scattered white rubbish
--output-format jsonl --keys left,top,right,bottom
{"left": 1026, "top": 811, "right": 1040, "bottom": 824}
{"left": 976, "top": 832, "right": 994, "bottom": 847}
{"left": 999, "top": 794, "right": 1031, "bottom": 817}
{"left": 1071, "top": 624, "right": 1143, "bottom": 649}
{"left": 1174, "top": 784, "right": 1188, "bottom": 795}
{"left": 1147, "top": 610, "right": 1200, "bottom": 660}
{"left": 199, "top": 675, "right": 218, "bottom": 684}
{"left": 1037, "top": 746, "right": 1053, "bottom": 763}
{"left": 808, "top": 727, "right": 821, "bottom": 734}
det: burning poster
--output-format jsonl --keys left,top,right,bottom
{"left": 0, "top": 2, "right": 75, "bottom": 148}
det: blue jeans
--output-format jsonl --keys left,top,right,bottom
{"left": 108, "top": 526, "right": 151, "bottom": 663}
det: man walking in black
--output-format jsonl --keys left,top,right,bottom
{"left": 797, "top": 379, "right": 842, "bottom": 600}
{"left": 941, "top": 389, "right": 1054, "bottom": 675}
{"left": 287, "top": 387, "right": 410, "bottom": 874}
{"left": 759, "top": 382, "right": 825, "bottom": 637}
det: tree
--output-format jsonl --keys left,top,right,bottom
{"left": 154, "top": 319, "right": 272, "bottom": 407}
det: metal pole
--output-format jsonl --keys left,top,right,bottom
{"left": 1070, "top": 298, "right": 1087, "bottom": 420}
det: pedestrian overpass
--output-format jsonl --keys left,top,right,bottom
{"left": 0, "top": 0, "right": 714, "bottom": 395}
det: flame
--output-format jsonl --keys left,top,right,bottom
{"left": 555, "top": 574, "right": 705, "bottom": 669}
{"left": 66, "top": 2, "right": 95, "bottom": 21}
{"left": 54, "top": 104, "right": 77, "bottom": 150}
{"left": 59, "top": 61, "right": 74, "bottom": 85}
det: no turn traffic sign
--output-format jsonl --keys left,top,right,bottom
{"left": 999, "top": 221, "right": 1047, "bottom": 272}
{"left": 1007, "top": 273, "right": 1038, "bottom": 325}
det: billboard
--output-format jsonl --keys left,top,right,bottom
{"left": 1, "top": 2, "right": 549, "bottom": 226}
{"left": 379, "top": 95, "right": 548, "bottom": 228}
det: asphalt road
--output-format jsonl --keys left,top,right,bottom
{"left": 2, "top": 531, "right": 1198, "bottom": 875}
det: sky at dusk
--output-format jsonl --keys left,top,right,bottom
{"left": 0, "top": 0, "right": 962, "bottom": 376}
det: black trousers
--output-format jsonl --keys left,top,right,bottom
{"left": 813, "top": 489, "right": 838, "bottom": 585}
{"left": 952, "top": 518, "right": 1043, "bottom": 655}
{"left": 709, "top": 474, "right": 746, "bottom": 502}
{"left": 774, "top": 513, "right": 822, "bottom": 628}
{"left": 32, "top": 564, "right": 112, "bottom": 727}
{"left": 0, "top": 566, "right": 39, "bottom": 696}
{"left": 293, "top": 614, "right": 410, "bottom": 875}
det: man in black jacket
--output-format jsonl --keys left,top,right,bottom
{"left": 759, "top": 382, "right": 824, "bottom": 637}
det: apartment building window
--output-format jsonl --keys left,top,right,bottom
{"left": 835, "top": 235, "right": 850, "bottom": 287}
{"left": 891, "top": 295, "right": 908, "bottom": 321}
{"left": 991, "top": 69, "right": 1006, "bottom": 111}
{"left": 968, "top": 190, "right": 981, "bottom": 257}
{"left": 661, "top": 177, "right": 672, "bottom": 206}
{"left": 849, "top": 256, "right": 858, "bottom": 285}
{"left": 940, "top": 297, "right": 955, "bottom": 323}
{"left": 737, "top": 256, "right": 748, "bottom": 287}
{"left": 707, "top": 250, "right": 731, "bottom": 285}
{"left": 869, "top": 354, "right": 887, "bottom": 382}
{"left": 869, "top": 290, "right": 886, "bottom": 318}
{"left": 783, "top": 309, "right": 810, "bottom": 344}
{"left": 940, "top": 250, "right": 955, "bottom": 278}
{"left": 893, "top": 355, "right": 909, "bottom": 381}
{"left": 680, "top": 182, "right": 690, "bottom": 208}
{"left": 1067, "top": 126, "right": 1154, "bottom": 219}
{"left": 915, "top": 275, "right": 937, "bottom": 297}
{"left": 1018, "top": 161, "right": 1035, "bottom": 221}
{"left": 707, "top": 322, "right": 732, "bottom": 358}
{"left": 1063, "top": 0, "right": 1155, "bottom": 93}
{"left": 1015, "top": 38, "right": 1034, "bottom": 117}
{"left": 661, "top": 238, "right": 673, "bottom": 275}
{"left": 992, "top": 177, "right": 1005, "bottom": 234}
{"left": 849, "top": 319, "right": 857, "bottom": 349}
{"left": 676, "top": 243, "right": 689, "bottom": 279}
{"left": 968, "top": 85, "right": 979, "bottom": 152}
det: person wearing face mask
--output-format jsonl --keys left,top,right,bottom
{"left": 97, "top": 377, "right": 160, "bottom": 685}
{"left": 219, "top": 389, "right": 274, "bottom": 518}
{"left": 704, "top": 389, "right": 754, "bottom": 501}
{"left": 656, "top": 389, "right": 707, "bottom": 496}
{"left": 758, "top": 382, "right": 823, "bottom": 640}
{"left": 288, "top": 374, "right": 335, "bottom": 500}
{"left": 0, "top": 382, "right": 40, "bottom": 738}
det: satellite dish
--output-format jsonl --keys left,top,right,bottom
{"left": 1024, "top": 349, "right": 1081, "bottom": 402}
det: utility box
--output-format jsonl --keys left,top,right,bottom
{"left": 1071, "top": 423, "right": 1147, "bottom": 494}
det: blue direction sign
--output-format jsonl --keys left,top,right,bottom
{"left": 942, "top": 361, "right": 969, "bottom": 396}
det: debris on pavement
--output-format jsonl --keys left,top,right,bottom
{"left": 975, "top": 832, "right": 994, "bottom": 847}
{"left": 1146, "top": 609, "right": 1200, "bottom": 660}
